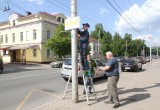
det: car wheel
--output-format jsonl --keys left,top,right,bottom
{"left": 104, "top": 74, "right": 108, "bottom": 79}
{"left": 135, "top": 67, "right": 139, "bottom": 72}
{"left": 78, "top": 77, "right": 84, "bottom": 85}
{"left": 59, "top": 63, "right": 62, "bottom": 68}
{"left": 140, "top": 65, "right": 142, "bottom": 70}
{"left": 0, "top": 68, "right": 3, "bottom": 73}
{"left": 63, "top": 78, "right": 69, "bottom": 81}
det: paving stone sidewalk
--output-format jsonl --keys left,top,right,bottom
{"left": 30, "top": 59, "right": 160, "bottom": 110}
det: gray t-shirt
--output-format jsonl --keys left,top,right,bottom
{"left": 105, "top": 57, "right": 119, "bottom": 76}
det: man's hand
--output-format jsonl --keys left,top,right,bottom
{"left": 99, "top": 66, "right": 103, "bottom": 70}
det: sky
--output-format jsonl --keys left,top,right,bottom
{"left": 0, "top": 0, "right": 160, "bottom": 46}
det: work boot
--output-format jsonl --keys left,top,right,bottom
{"left": 113, "top": 103, "right": 120, "bottom": 108}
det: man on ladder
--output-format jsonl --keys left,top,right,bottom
{"left": 77, "top": 23, "right": 97, "bottom": 101}
{"left": 77, "top": 23, "right": 90, "bottom": 70}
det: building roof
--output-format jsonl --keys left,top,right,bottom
{"left": 89, "top": 37, "right": 98, "bottom": 43}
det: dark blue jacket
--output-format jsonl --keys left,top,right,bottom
{"left": 105, "top": 57, "right": 119, "bottom": 76}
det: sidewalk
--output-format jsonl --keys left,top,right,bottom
{"left": 30, "top": 59, "right": 160, "bottom": 110}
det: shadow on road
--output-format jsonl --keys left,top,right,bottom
{"left": 120, "top": 93, "right": 150, "bottom": 106}
{"left": 2, "top": 63, "right": 49, "bottom": 74}
{"left": 118, "top": 83, "right": 160, "bottom": 106}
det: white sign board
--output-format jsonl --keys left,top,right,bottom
{"left": 65, "top": 16, "right": 80, "bottom": 30}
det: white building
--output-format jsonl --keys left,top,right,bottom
{"left": 0, "top": 12, "right": 66, "bottom": 63}
{"left": 89, "top": 37, "right": 103, "bottom": 59}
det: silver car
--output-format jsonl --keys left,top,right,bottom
{"left": 61, "top": 58, "right": 107, "bottom": 84}
{"left": 50, "top": 59, "right": 65, "bottom": 68}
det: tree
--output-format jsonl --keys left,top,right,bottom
{"left": 111, "top": 32, "right": 123, "bottom": 56}
{"left": 45, "top": 24, "right": 71, "bottom": 58}
{"left": 90, "top": 23, "right": 105, "bottom": 39}
{"left": 100, "top": 31, "right": 112, "bottom": 55}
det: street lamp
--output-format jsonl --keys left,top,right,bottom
{"left": 149, "top": 36, "right": 152, "bottom": 63}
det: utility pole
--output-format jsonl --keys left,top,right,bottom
{"left": 157, "top": 44, "right": 158, "bottom": 59}
{"left": 149, "top": 37, "right": 152, "bottom": 63}
{"left": 98, "top": 30, "right": 100, "bottom": 59}
{"left": 149, "top": 25, "right": 152, "bottom": 63}
{"left": 125, "top": 40, "right": 127, "bottom": 57}
{"left": 71, "top": 0, "right": 78, "bottom": 103}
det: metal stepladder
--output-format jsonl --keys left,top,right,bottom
{"left": 62, "top": 53, "right": 97, "bottom": 105}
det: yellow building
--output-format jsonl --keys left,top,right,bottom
{"left": 0, "top": 12, "right": 66, "bottom": 63}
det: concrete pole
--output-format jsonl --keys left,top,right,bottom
{"left": 150, "top": 37, "right": 152, "bottom": 63}
{"left": 157, "top": 45, "right": 158, "bottom": 59}
{"left": 98, "top": 30, "right": 100, "bottom": 59}
{"left": 71, "top": 0, "right": 78, "bottom": 103}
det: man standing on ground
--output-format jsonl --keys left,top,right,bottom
{"left": 99, "top": 51, "right": 120, "bottom": 108}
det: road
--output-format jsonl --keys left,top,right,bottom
{"left": 0, "top": 64, "right": 67, "bottom": 110}
{"left": 0, "top": 60, "right": 155, "bottom": 110}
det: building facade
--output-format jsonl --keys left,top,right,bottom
{"left": 0, "top": 12, "right": 66, "bottom": 63}
{"left": 89, "top": 37, "right": 103, "bottom": 59}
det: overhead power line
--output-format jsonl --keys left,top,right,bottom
{"left": 113, "top": 0, "right": 145, "bottom": 36}
{"left": 106, "top": 0, "right": 145, "bottom": 37}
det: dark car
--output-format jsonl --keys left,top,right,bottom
{"left": 136, "top": 56, "right": 146, "bottom": 64}
{"left": 0, "top": 59, "right": 4, "bottom": 73}
{"left": 121, "top": 59, "right": 142, "bottom": 72}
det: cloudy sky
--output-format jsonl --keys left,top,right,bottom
{"left": 0, "top": 0, "right": 159, "bottom": 46}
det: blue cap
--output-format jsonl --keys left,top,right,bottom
{"left": 82, "top": 23, "right": 90, "bottom": 27}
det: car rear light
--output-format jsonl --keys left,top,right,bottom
{"left": 133, "top": 63, "right": 137, "bottom": 66}
{"left": 78, "top": 65, "right": 80, "bottom": 71}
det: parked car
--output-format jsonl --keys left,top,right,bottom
{"left": 121, "top": 59, "right": 142, "bottom": 72}
{"left": 50, "top": 58, "right": 65, "bottom": 68}
{"left": 61, "top": 58, "right": 106, "bottom": 84}
{"left": 0, "top": 59, "right": 4, "bottom": 73}
{"left": 136, "top": 56, "right": 146, "bottom": 64}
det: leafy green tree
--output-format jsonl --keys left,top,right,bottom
{"left": 111, "top": 32, "right": 124, "bottom": 56}
{"left": 100, "top": 31, "right": 112, "bottom": 55}
{"left": 45, "top": 24, "right": 71, "bottom": 58}
{"left": 90, "top": 23, "right": 105, "bottom": 39}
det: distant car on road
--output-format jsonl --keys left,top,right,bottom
{"left": 0, "top": 59, "right": 4, "bottom": 73}
{"left": 121, "top": 59, "right": 142, "bottom": 72}
{"left": 61, "top": 58, "right": 106, "bottom": 84}
{"left": 50, "top": 59, "right": 65, "bottom": 68}
{"left": 136, "top": 56, "right": 146, "bottom": 64}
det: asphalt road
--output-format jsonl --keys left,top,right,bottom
{"left": 0, "top": 61, "right": 153, "bottom": 110}
{"left": 0, "top": 64, "right": 67, "bottom": 110}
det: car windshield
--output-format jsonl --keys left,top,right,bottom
{"left": 122, "top": 60, "right": 135, "bottom": 64}
{"left": 64, "top": 59, "right": 72, "bottom": 65}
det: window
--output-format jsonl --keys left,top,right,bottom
{"left": 57, "top": 17, "right": 61, "bottom": 22}
{"left": 26, "top": 31, "right": 29, "bottom": 41}
{"left": 95, "top": 60, "right": 104, "bottom": 66}
{"left": 5, "top": 34, "right": 8, "bottom": 43}
{"left": 0, "top": 35, "right": 3, "bottom": 44}
{"left": 93, "top": 45, "right": 95, "bottom": 51}
{"left": 47, "top": 49, "right": 51, "bottom": 58}
{"left": 13, "top": 20, "right": 15, "bottom": 26}
{"left": 20, "top": 32, "right": 23, "bottom": 42}
{"left": 62, "top": 18, "right": 65, "bottom": 23}
{"left": 33, "top": 30, "right": 36, "bottom": 40}
{"left": 33, "top": 49, "right": 37, "bottom": 57}
{"left": 47, "top": 30, "right": 50, "bottom": 39}
{"left": 12, "top": 33, "right": 15, "bottom": 43}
